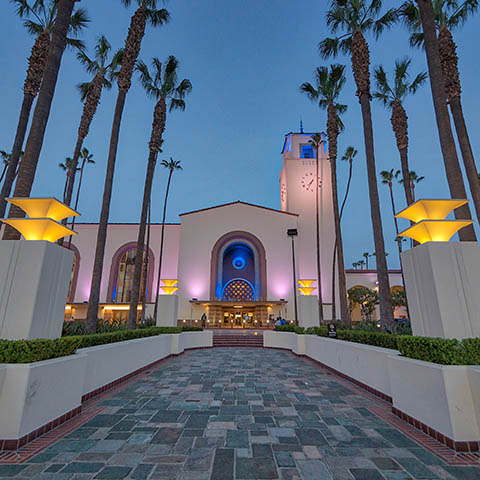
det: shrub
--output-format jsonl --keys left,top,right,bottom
{"left": 62, "top": 320, "right": 87, "bottom": 336}
{"left": 1, "top": 326, "right": 204, "bottom": 364}
{"left": 397, "top": 336, "right": 480, "bottom": 365}
{"left": 181, "top": 326, "right": 204, "bottom": 332}
{"left": 74, "top": 326, "right": 182, "bottom": 349}
{"left": 336, "top": 330, "right": 399, "bottom": 350}
{"left": 0, "top": 337, "right": 81, "bottom": 364}
{"left": 274, "top": 324, "right": 306, "bottom": 334}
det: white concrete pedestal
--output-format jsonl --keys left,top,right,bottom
{"left": 401, "top": 241, "right": 480, "bottom": 339}
{"left": 298, "top": 295, "right": 320, "bottom": 328}
{"left": 155, "top": 295, "right": 179, "bottom": 327}
{"left": 0, "top": 241, "right": 74, "bottom": 340}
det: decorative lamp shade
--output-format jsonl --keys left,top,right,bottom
{"left": 395, "top": 199, "right": 468, "bottom": 223}
{"left": 298, "top": 279, "right": 316, "bottom": 288}
{"left": 1, "top": 218, "right": 77, "bottom": 243}
{"left": 161, "top": 279, "right": 179, "bottom": 287}
{"left": 6, "top": 197, "right": 79, "bottom": 222}
{"left": 161, "top": 286, "right": 178, "bottom": 295}
{"left": 398, "top": 220, "right": 473, "bottom": 244}
{"left": 299, "top": 287, "right": 316, "bottom": 296}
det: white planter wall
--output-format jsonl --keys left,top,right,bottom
{"left": 264, "top": 331, "right": 297, "bottom": 350}
{"left": 79, "top": 334, "right": 172, "bottom": 396}
{"left": 0, "top": 354, "right": 86, "bottom": 439}
{"left": 0, "top": 332, "right": 212, "bottom": 442}
{"left": 388, "top": 355, "right": 480, "bottom": 441}
{"left": 179, "top": 331, "right": 212, "bottom": 351}
{"left": 305, "top": 335, "right": 395, "bottom": 397}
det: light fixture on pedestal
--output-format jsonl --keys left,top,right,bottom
{"left": 298, "top": 279, "right": 316, "bottom": 296}
{"left": 2, "top": 197, "right": 79, "bottom": 242}
{"left": 160, "top": 279, "right": 178, "bottom": 295}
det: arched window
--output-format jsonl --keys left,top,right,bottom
{"left": 222, "top": 279, "right": 255, "bottom": 302}
{"left": 107, "top": 243, "right": 155, "bottom": 303}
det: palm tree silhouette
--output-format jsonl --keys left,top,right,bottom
{"left": 127, "top": 56, "right": 191, "bottom": 328}
{"left": 373, "top": 58, "right": 427, "bottom": 206}
{"left": 319, "top": 0, "right": 396, "bottom": 327}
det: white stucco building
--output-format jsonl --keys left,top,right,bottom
{"left": 66, "top": 131, "right": 403, "bottom": 326}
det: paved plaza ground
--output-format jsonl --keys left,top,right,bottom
{"left": 1, "top": 348, "right": 479, "bottom": 479}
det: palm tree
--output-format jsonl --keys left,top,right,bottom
{"left": 306, "top": 133, "right": 325, "bottom": 324}
{"left": 67, "top": 148, "right": 94, "bottom": 247}
{"left": 319, "top": 0, "right": 396, "bottom": 327}
{"left": 400, "top": 0, "right": 476, "bottom": 240}
{"left": 373, "top": 58, "right": 428, "bottom": 206}
{"left": 358, "top": 259, "right": 366, "bottom": 269}
{"left": 127, "top": 57, "right": 192, "bottom": 329}
{"left": 0, "top": 0, "right": 88, "bottom": 220}
{"left": 363, "top": 252, "right": 371, "bottom": 270}
{"left": 339, "top": 146, "right": 358, "bottom": 220}
{"left": 300, "top": 65, "right": 349, "bottom": 325}
{"left": 380, "top": 169, "right": 404, "bottom": 265}
{"left": 400, "top": 170, "right": 425, "bottom": 202}
{"left": 153, "top": 158, "right": 183, "bottom": 321}
{"left": 63, "top": 36, "right": 123, "bottom": 212}
{"left": 86, "top": 0, "right": 170, "bottom": 332}
{"left": 0, "top": 151, "right": 12, "bottom": 184}
{"left": 58, "top": 157, "right": 76, "bottom": 202}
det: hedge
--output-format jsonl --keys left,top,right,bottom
{"left": 273, "top": 324, "right": 305, "bottom": 334}
{"left": 0, "top": 326, "right": 203, "bottom": 364}
{"left": 0, "top": 337, "right": 81, "bottom": 364}
{"left": 397, "top": 336, "right": 480, "bottom": 365}
{"left": 278, "top": 325, "right": 398, "bottom": 349}
{"left": 276, "top": 325, "right": 480, "bottom": 365}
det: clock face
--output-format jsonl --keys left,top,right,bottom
{"left": 301, "top": 173, "right": 321, "bottom": 192}
{"left": 280, "top": 184, "right": 287, "bottom": 202}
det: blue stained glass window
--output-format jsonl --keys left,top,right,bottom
{"left": 300, "top": 144, "right": 314, "bottom": 159}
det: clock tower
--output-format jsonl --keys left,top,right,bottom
{"left": 279, "top": 131, "right": 337, "bottom": 317}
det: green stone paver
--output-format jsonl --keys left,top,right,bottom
{"left": 8, "top": 348, "right": 480, "bottom": 479}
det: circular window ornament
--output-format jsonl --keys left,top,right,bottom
{"left": 232, "top": 256, "right": 246, "bottom": 270}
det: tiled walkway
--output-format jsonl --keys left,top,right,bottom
{"left": 2, "top": 348, "right": 479, "bottom": 479}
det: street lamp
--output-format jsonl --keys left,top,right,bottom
{"left": 287, "top": 228, "right": 299, "bottom": 325}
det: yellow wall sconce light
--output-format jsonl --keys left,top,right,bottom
{"left": 2, "top": 197, "right": 80, "bottom": 243}
{"left": 160, "top": 279, "right": 179, "bottom": 295}
{"left": 298, "top": 280, "right": 316, "bottom": 295}
{"left": 396, "top": 199, "right": 473, "bottom": 244}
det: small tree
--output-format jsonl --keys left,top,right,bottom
{"left": 348, "top": 286, "right": 379, "bottom": 321}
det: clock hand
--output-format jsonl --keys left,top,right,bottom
{"left": 308, "top": 179, "right": 314, "bottom": 188}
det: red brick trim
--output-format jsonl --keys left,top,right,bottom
{"left": 0, "top": 345, "right": 212, "bottom": 452}
{"left": 0, "top": 406, "right": 82, "bottom": 451}
{"left": 392, "top": 406, "right": 480, "bottom": 453}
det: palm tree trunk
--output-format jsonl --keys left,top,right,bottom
{"left": 140, "top": 200, "right": 151, "bottom": 324}
{"left": 415, "top": 0, "right": 476, "bottom": 241}
{"left": 127, "top": 150, "right": 157, "bottom": 329}
{"left": 153, "top": 169, "right": 174, "bottom": 322}
{"left": 327, "top": 103, "right": 349, "bottom": 325}
{"left": 67, "top": 156, "right": 86, "bottom": 249}
{"left": 0, "top": 94, "right": 34, "bottom": 218}
{"left": 0, "top": 164, "right": 7, "bottom": 184}
{"left": 330, "top": 148, "right": 349, "bottom": 325}
{"left": 3, "top": 0, "right": 76, "bottom": 240}
{"left": 315, "top": 145, "right": 324, "bottom": 324}
{"left": 391, "top": 100, "right": 413, "bottom": 206}
{"left": 85, "top": 89, "right": 127, "bottom": 332}
{"left": 359, "top": 94, "right": 394, "bottom": 326}
{"left": 65, "top": 136, "right": 84, "bottom": 207}
{"left": 449, "top": 96, "right": 480, "bottom": 224}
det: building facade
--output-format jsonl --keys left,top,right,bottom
{"left": 67, "top": 132, "right": 403, "bottom": 326}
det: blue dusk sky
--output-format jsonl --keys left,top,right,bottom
{"left": 0, "top": 0, "right": 479, "bottom": 269}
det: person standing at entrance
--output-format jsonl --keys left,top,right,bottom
{"left": 201, "top": 313, "right": 207, "bottom": 328}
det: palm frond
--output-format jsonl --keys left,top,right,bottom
{"left": 77, "top": 81, "right": 92, "bottom": 102}
{"left": 169, "top": 98, "right": 185, "bottom": 112}
{"left": 147, "top": 7, "right": 170, "bottom": 26}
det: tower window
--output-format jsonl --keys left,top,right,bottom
{"left": 300, "top": 144, "right": 314, "bottom": 159}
